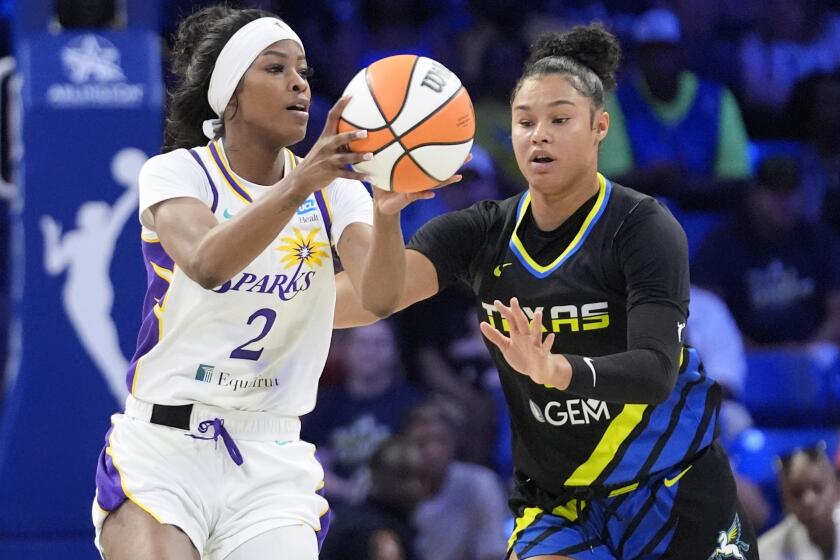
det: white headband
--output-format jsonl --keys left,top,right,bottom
{"left": 203, "top": 17, "right": 305, "bottom": 139}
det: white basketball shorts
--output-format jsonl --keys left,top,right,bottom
{"left": 92, "top": 395, "right": 329, "bottom": 559}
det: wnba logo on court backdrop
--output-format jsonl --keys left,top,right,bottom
{"left": 39, "top": 148, "right": 148, "bottom": 404}
{"left": 47, "top": 34, "right": 144, "bottom": 108}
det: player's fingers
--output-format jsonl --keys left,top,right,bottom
{"left": 509, "top": 297, "right": 531, "bottom": 335}
{"left": 332, "top": 151, "right": 373, "bottom": 166}
{"left": 479, "top": 321, "right": 510, "bottom": 350}
{"left": 322, "top": 95, "right": 352, "bottom": 134}
{"left": 399, "top": 191, "right": 436, "bottom": 201}
{"left": 532, "top": 309, "right": 545, "bottom": 342}
{"left": 542, "top": 332, "right": 555, "bottom": 352}
{"left": 493, "top": 300, "right": 519, "bottom": 335}
{"left": 329, "top": 129, "right": 368, "bottom": 149}
{"left": 434, "top": 174, "right": 463, "bottom": 189}
{"left": 333, "top": 169, "right": 370, "bottom": 182}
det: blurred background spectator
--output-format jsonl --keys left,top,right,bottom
{"left": 404, "top": 402, "right": 509, "bottom": 560}
{"left": 758, "top": 442, "right": 840, "bottom": 559}
{"left": 302, "top": 321, "right": 426, "bottom": 507}
{"left": 738, "top": 0, "right": 840, "bottom": 139}
{"left": 691, "top": 155, "right": 840, "bottom": 349}
{"left": 320, "top": 436, "right": 428, "bottom": 560}
{"left": 53, "top": 0, "right": 118, "bottom": 28}
{"left": 787, "top": 70, "right": 840, "bottom": 233}
{"left": 599, "top": 7, "right": 752, "bottom": 210}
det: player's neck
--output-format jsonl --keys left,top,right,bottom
{"left": 220, "top": 131, "right": 286, "bottom": 186}
{"left": 528, "top": 173, "right": 599, "bottom": 232}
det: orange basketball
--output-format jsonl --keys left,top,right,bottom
{"left": 338, "top": 55, "right": 475, "bottom": 193}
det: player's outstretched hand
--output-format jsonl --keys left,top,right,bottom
{"left": 479, "top": 297, "right": 569, "bottom": 389}
{"left": 293, "top": 96, "right": 373, "bottom": 194}
{"left": 371, "top": 153, "right": 472, "bottom": 215}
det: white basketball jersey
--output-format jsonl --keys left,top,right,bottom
{"left": 129, "top": 140, "right": 372, "bottom": 415}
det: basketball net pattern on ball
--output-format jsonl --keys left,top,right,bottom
{"left": 339, "top": 55, "right": 475, "bottom": 192}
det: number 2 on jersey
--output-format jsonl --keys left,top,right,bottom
{"left": 230, "top": 308, "right": 276, "bottom": 361}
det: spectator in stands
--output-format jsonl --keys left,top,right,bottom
{"left": 470, "top": 35, "right": 530, "bottom": 195}
{"left": 687, "top": 285, "right": 748, "bottom": 403}
{"left": 404, "top": 402, "right": 509, "bottom": 560}
{"left": 321, "top": 436, "right": 427, "bottom": 560}
{"left": 401, "top": 310, "right": 499, "bottom": 468}
{"left": 302, "top": 321, "right": 426, "bottom": 506}
{"left": 738, "top": 0, "right": 840, "bottom": 138}
{"left": 759, "top": 442, "right": 840, "bottom": 559}
{"left": 599, "top": 8, "right": 751, "bottom": 210}
{"left": 692, "top": 155, "right": 840, "bottom": 347}
{"left": 787, "top": 70, "right": 840, "bottom": 234}
{"left": 688, "top": 285, "right": 770, "bottom": 531}
{"left": 55, "top": 0, "right": 117, "bottom": 28}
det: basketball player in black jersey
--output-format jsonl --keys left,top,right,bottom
{"left": 336, "top": 24, "right": 758, "bottom": 560}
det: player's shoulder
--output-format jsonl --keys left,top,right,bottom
{"left": 323, "top": 176, "right": 369, "bottom": 195}
{"left": 608, "top": 181, "right": 675, "bottom": 222}
{"left": 606, "top": 180, "right": 652, "bottom": 209}
{"left": 140, "top": 148, "right": 202, "bottom": 180}
{"left": 464, "top": 193, "right": 521, "bottom": 223}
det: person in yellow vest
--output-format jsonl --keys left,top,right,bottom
{"left": 599, "top": 8, "right": 751, "bottom": 211}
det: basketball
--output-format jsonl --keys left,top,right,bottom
{"left": 338, "top": 55, "right": 475, "bottom": 193}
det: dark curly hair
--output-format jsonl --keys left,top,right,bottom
{"left": 511, "top": 23, "right": 622, "bottom": 112}
{"left": 163, "top": 5, "right": 276, "bottom": 152}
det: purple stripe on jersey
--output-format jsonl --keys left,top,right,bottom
{"left": 125, "top": 240, "right": 173, "bottom": 392}
{"left": 208, "top": 141, "right": 253, "bottom": 203}
{"left": 315, "top": 483, "right": 331, "bottom": 550}
{"left": 95, "top": 426, "right": 127, "bottom": 511}
{"left": 313, "top": 190, "right": 332, "bottom": 245}
{"left": 189, "top": 148, "right": 219, "bottom": 213}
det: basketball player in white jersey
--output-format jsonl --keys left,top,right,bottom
{"left": 91, "top": 6, "right": 459, "bottom": 559}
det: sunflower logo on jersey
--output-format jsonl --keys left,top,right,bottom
{"left": 275, "top": 227, "right": 329, "bottom": 269}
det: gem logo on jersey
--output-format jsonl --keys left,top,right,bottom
{"left": 529, "top": 398, "right": 611, "bottom": 426}
{"left": 707, "top": 513, "right": 750, "bottom": 560}
{"left": 529, "top": 400, "right": 546, "bottom": 423}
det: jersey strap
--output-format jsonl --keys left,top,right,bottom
{"left": 207, "top": 140, "right": 254, "bottom": 204}
{"left": 188, "top": 148, "right": 219, "bottom": 213}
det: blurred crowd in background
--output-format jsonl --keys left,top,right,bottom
{"left": 2, "top": 0, "right": 840, "bottom": 558}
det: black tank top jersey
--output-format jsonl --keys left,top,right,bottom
{"left": 409, "top": 176, "right": 721, "bottom": 496}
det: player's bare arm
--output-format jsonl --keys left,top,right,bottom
{"left": 150, "top": 97, "right": 368, "bottom": 289}
{"left": 334, "top": 248, "right": 440, "bottom": 328}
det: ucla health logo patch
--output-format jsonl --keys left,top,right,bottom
{"left": 296, "top": 199, "right": 317, "bottom": 215}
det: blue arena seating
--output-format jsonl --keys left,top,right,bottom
{"left": 743, "top": 349, "right": 840, "bottom": 426}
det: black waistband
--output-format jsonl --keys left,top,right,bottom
{"left": 149, "top": 403, "right": 193, "bottom": 430}
{"left": 511, "top": 445, "right": 712, "bottom": 514}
